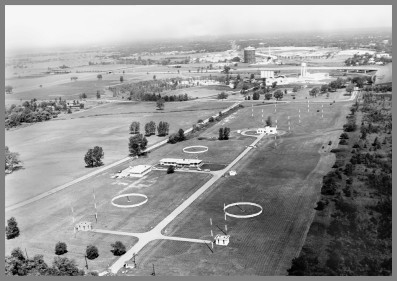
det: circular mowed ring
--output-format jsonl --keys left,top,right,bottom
{"left": 111, "top": 193, "right": 148, "bottom": 208}
{"left": 182, "top": 145, "right": 209, "bottom": 154}
{"left": 224, "top": 202, "right": 263, "bottom": 218}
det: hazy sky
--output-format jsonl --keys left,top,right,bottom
{"left": 5, "top": 5, "right": 392, "bottom": 50}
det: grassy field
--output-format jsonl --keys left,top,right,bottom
{"left": 5, "top": 101, "right": 234, "bottom": 207}
{"left": 4, "top": 169, "right": 211, "bottom": 272}
{"left": 5, "top": 75, "right": 354, "bottom": 275}
{"left": 120, "top": 101, "right": 352, "bottom": 276}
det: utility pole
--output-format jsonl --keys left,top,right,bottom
{"left": 84, "top": 255, "right": 88, "bottom": 269}
{"left": 133, "top": 253, "right": 137, "bottom": 268}
{"left": 151, "top": 264, "right": 155, "bottom": 276}
{"left": 25, "top": 248, "right": 29, "bottom": 260}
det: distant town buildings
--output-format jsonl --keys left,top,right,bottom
{"left": 244, "top": 46, "right": 256, "bottom": 64}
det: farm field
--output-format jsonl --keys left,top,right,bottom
{"left": 4, "top": 169, "right": 211, "bottom": 272}
{"left": 5, "top": 101, "right": 234, "bottom": 207}
{"left": 120, "top": 101, "right": 351, "bottom": 276}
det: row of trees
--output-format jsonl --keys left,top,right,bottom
{"left": 111, "top": 78, "right": 192, "bottom": 100}
{"left": 6, "top": 250, "right": 87, "bottom": 276}
{"left": 130, "top": 121, "right": 169, "bottom": 136}
{"left": 5, "top": 97, "right": 84, "bottom": 128}
{"left": 5, "top": 243, "right": 124, "bottom": 276}
{"left": 127, "top": 92, "right": 189, "bottom": 103}
{"left": 168, "top": 129, "right": 186, "bottom": 144}
{"left": 288, "top": 92, "right": 391, "bottom": 276}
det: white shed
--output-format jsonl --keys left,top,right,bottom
{"left": 257, "top": 126, "right": 277, "bottom": 135}
{"left": 214, "top": 234, "right": 230, "bottom": 246}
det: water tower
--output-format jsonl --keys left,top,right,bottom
{"left": 244, "top": 46, "right": 256, "bottom": 64}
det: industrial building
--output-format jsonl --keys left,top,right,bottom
{"left": 159, "top": 158, "right": 203, "bottom": 168}
{"left": 244, "top": 46, "right": 256, "bottom": 64}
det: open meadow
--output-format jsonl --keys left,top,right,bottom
{"left": 5, "top": 100, "right": 235, "bottom": 207}
{"left": 120, "top": 101, "right": 352, "bottom": 276}
{"left": 4, "top": 168, "right": 211, "bottom": 271}
{"left": 5, "top": 80, "right": 353, "bottom": 275}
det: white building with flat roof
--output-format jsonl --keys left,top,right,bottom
{"left": 257, "top": 126, "right": 277, "bottom": 135}
{"left": 113, "top": 165, "right": 152, "bottom": 178}
{"left": 159, "top": 158, "right": 203, "bottom": 168}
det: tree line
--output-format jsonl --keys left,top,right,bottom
{"left": 5, "top": 98, "right": 85, "bottom": 129}
{"left": 5, "top": 217, "right": 129, "bottom": 276}
{"left": 288, "top": 92, "right": 392, "bottom": 276}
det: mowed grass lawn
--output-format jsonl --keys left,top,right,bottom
{"left": 5, "top": 170, "right": 211, "bottom": 272}
{"left": 129, "top": 135, "right": 324, "bottom": 276}
{"left": 122, "top": 102, "right": 351, "bottom": 276}
{"left": 5, "top": 101, "right": 234, "bottom": 207}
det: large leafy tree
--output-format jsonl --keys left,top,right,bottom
{"left": 84, "top": 146, "right": 104, "bottom": 167}
{"left": 5, "top": 146, "right": 22, "bottom": 173}
{"left": 49, "top": 257, "right": 85, "bottom": 276}
{"left": 157, "top": 121, "right": 169, "bottom": 136}
{"left": 84, "top": 147, "right": 103, "bottom": 167}
{"left": 309, "top": 87, "right": 320, "bottom": 97}
{"left": 321, "top": 84, "right": 329, "bottom": 93}
{"left": 264, "top": 93, "right": 272, "bottom": 100}
{"left": 217, "top": 92, "right": 228, "bottom": 100}
{"left": 130, "top": 121, "right": 140, "bottom": 134}
{"left": 128, "top": 134, "right": 148, "bottom": 156}
{"left": 6, "top": 217, "right": 20, "bottom": 239}
{"left": 178, "top": 128, "right": 185, "bottom": 141}
{"left": 86, "top": 245, "right": 99, "bottom": 260}
{"left": 110, "top": 241, "right": 126, "bottom": 256}
{"left": 218, "top": 128, "right": 224, "bottom": 140}
{"left": 346, "top": 83, "right": 355, "bottom": 95}
{"left": 144, "top": 121, "right": 156, "bottom": 136}
{"left": 273, "top": 89, "right": 284, "bottom": 100}
{"left": 223, "top": 127, "right": 231, "bottom": 140}
{"left": 55, "top": 242, "right": 68, "bottom": 255}
{"left": 156, "top": 98, "right": 165, "bottom": 110}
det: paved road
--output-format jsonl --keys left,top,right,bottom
{"left": 231, "top": 65, "right": 381, "bottom": 72}
{"left": 96, "top": 131, "right": 268, "bottom": 274}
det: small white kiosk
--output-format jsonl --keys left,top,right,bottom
{"left": 256, "top": 126, "right": 277, "bottom": 135}
{"left": 214, "top": 234, "right": 230, "bottom": 246}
